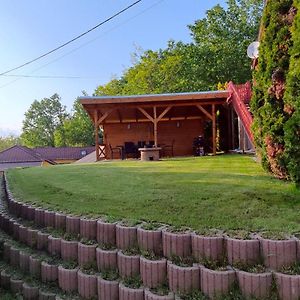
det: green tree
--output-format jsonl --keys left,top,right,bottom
{"left": 95, "top": 0, "right": 263, "bottom": 96}
{"left": 189, "top": 0, "right": 263, "bottom": 86}
{"left": 54, "top": 95, "right": 94, "bottom": 147}
{"left": 0, "top": 134, "right": 21, "bottom": 152}
{"left": 21, "top": 94, "right": 68, "bottom": 147}
{"left": 283, "top": 0, "right": 300, "bottom": 184}
{"left": 251, "top": 0, "right": 299, "bottom": 182}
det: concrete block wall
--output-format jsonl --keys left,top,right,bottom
{"left": 1, "top": 175, "right": 300, "bottom": 300}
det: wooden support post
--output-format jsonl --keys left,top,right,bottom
{"left": 94, "top": 110, "right": 100, "bottom": 161}
{"left": 137, "top": 107, "right": 154, "bottom": 123}
{"left": 196, "top": 105, "right": 213, "bottom": 120}
{"left": 96, "top": 109, "right": 114, "bottom": 126}
{"left": 153, "top": 106, "right": 158, "bottom": 147}
{"left": 212, "top": 104, "right": 216, "bottom": 156}
{"left": 157, "top": 106, "right": 172, "bottom": 122}
{"left": 138, "top": 105, "right": 172, "bottom": 148}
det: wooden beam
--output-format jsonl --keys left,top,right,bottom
{"left": 117, "top": 109, "right": 122, "bottom": 123}
{"left": 104, "top": 116, "right": 203, "bottom": 124}
{"left": 97, "top": 109, "right": 114, "bottom": 126}
{"left": 137, "top": 107, "right": 154, "bottom": 123}
{"left": 84, "top": 101, "right": 225, "bottom": 118}
{"left": 94, "top": 110, "right": 100, "bottom": 161}
{"left": 212, "top": 104, "right": 216, "bottom": 156}
{"left": 157, "top": 106, "right": 172, "bottom": 122}
{"left": 196, "top": 105, "right": 213, "bottom": 120}
{"left": 153, "top": 106, "right": 158, "bottom": 147}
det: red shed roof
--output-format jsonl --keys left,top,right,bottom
{"left": 0, "top": 145, "right": 95, "bottom": 164}
{"left": 0, "top": 145, "right": 43, "bottom": 163}
{"left": 35, "top": 146, "right": 95, "bottom": 160}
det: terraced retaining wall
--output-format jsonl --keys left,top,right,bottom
{"left": 1, "top": 174, "right": 300, "bottom": 300}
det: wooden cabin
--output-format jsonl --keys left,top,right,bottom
{"left": 79, "top": 90, "right": 238, "bottom": 160}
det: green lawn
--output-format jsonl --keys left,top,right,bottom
{"left": 6, "top": 155, "right": 300, "bottom": 234}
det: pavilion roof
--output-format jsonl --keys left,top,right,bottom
{"left": 79, "top": 90, "right": 229, "bottom": 106}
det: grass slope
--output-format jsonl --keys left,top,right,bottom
{"left": 6, "top": 155, "right": 300, "bottom": 234}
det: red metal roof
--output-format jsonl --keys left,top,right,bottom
{"left": 0, "top": 145, "right": 95, "bottom": 164}
{"left": 35, "top": 146, "right": 95, "bottom": 160}
{"left": 0, "top": 145, "right": 43, "bottom": 163}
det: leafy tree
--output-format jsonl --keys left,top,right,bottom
{"left": 283, "top": 0, "right": 300, "bottom": 184}
{"left": 54, "top": 95, "right": 94, "bottom": 147}
{"left": 251, "top": 0, "right": 300, "bottom": 183}
{"left": 21, "top": 94, "right": 68, "bottom": 147}
{"left": 0, "top": 135, "right": 21, "bottom": 152}
{"left": 189, "top": 0, "right": 263, "bottom": 86}
{"left": 95, "top": 0, "right": 263, "bottom": 96}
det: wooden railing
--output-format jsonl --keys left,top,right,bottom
{"left": 227, "top": 81, "right": 254, "bottom": 142}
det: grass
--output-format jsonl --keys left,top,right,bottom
{"left": 5, "top": 154, "right": 300, "bottom": 234}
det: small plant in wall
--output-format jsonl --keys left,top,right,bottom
{"left": 101, "top": 269, "right": 119, "bottom": 281}
{"left": 199, "top": 257, "right": 228, "bottom": 271}
{"left": 149, "top": 282, "right": 170, "bottom": 296}
{"left": 280, "top": 262, "right": 300, "bottom": 275}
{"left": 63, "top": 232, "right": 80, "bottom": 241}
{"left": 123, "top": 275, "right": 143, "bottom": 289}
{"left": 80, "top": 238, "right": 97, "bottom": 245}
{"left": 171, "top": 255, "right": 194, "bottom": 267}
{"left": 82, "top": 261, "right": 98, "bottom": 275}
{"left": 98, "top": 242, "right": 116, "bottom": 250}
{"left": 61, "top": 259, "right": 78, "bottom": 270}
{"left": 141, "top": 222, "right": 162, "bottom": 231}
{"left": 179, "top": 290, "right": 208, "bottom": 300}
{"left": 122, "top": 247, "right": 140, "bottom": 256}
{"left": 141, "top": 250, "right": 161, "bottom": 261}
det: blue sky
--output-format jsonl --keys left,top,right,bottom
{"left": 0, "top": 0, "right": 227, "bottom": 135}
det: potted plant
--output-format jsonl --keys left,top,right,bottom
{"left": 118, "top": 248, "right": 140, "bottom": 278}
{"left": 140, "top": 250, "right": 167, "bottom": 288}
{"left": 58, "top": 260, "right": 78, "bottom": 293}
{"left": 162, "top": 227, "right": 191, "bottom": 259}
{"left": 137, "top": 222, "right": 163, "bottom": 256}
{"left": 78, "top": 238, "right": 97, "bottom": 267}
{"left": 97, "top": 269, "right": 119, "bottom": 300}
{"left": 119, "top": 275, "right": 144, "bottom": 300}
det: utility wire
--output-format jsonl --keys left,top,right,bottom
{"left": 0, "top": 0, "right": 142, "bottom": 76}
{"left": 0, "top": 0, "right": 164, "bottom": 89}
{"left": 2, "top": 74, "right": 99, "bottom": 79}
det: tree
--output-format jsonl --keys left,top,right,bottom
{"left": 54, "top": 95, "right": 94, "bottom": 147}
{"left": 283, "top": 0, "right": 300, "bottom": 184}
{"left": 94, "top": 0, "right": 263, "bottom": 96}
{"left": 21, "top": 94, "right": 68, "bottom": 147}
{"left": 251, "top": 0, "right": 300, "bottom": 184}
{"left": 0, "top": 134, "right": 21, "bottom": 152}
{"left": 189, "top": 0, "right": 263, "bottom": 86}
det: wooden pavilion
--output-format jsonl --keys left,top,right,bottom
{"left": 80, "top": 90, "right": 231, "bottom": 160}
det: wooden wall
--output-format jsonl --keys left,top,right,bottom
{"left": 103, "top": 118, "right": 204, "bottom": 158}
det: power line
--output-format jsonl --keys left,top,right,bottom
{"left": 2, "top": 74, "right": 99, "bottom": 79}
{"left": 0, "top": 0, "right": 142, "bottom": 76}
{"left": 0, "top": 0, "right": 164, "bottom": 89}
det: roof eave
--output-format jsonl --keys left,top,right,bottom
{"left": 79, "top": 90, "right": 229, "bottom": 106}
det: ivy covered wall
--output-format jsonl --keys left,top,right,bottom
{"left": 251, "top": 0, "right": 299, "bottom": 184}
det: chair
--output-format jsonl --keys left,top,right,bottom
{"left": 147, "top": 141, "right": 155, "bottom": 148}
{"left": 109, "top": 144, "right": 122, "bottom": 159}
{"left": 137, "top": 141, "right": 146, "bottom": 148}
{"left": 124, "top": 142, "right": 138, "bottom": 158}
{"left": 163, "top": 139, "right": 175, "bottom": 157}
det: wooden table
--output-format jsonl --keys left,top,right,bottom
{"left": 138, "top": 147, "right": 161, "bottom": 161}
